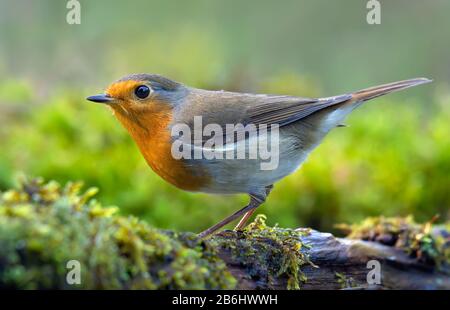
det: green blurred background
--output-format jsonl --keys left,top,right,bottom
{"left": 0, "top": 0, "right": 449, "bottom": 234}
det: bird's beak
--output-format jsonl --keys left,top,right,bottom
{"left": 86, "top": 94, "right": 115, "bottom": 104}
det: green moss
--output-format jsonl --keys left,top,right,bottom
{"left": 337, "top": 216, "right": 450, "bottom": 273}
{"left": 0, "top": 178, "right": 236, "bottom": 289}
{"left": 335, "top": 272, "right": 357, "bottom": 289}
{"left": 210, "top": 214, "right": 315, "bottom": 290}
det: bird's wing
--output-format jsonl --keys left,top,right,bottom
{"left": 173, "top": 78, "right": 432, "bottom": 144}
{"left": 244, "top": 94, "right": 352, "bottom": 127}
{"left": 172, "top": 89, "right": 352, "bottom": 144}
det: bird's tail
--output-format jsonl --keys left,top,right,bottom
{"left": 350, "top": 78, "right": 432, "bottom": 102}
{"left": 313, "top": 77, "right": 432, "bottom": 131}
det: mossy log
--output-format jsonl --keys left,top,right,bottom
{"left": 214, "top": 228, "right": 450, "bottom": 289}
{"left": 0, "top": 179, "right": 449, "bottom": 290}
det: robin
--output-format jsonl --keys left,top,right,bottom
{"left": 87, "top": 74, "right": 431, "bottom": 237}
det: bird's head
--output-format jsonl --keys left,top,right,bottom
{"left": 87, "top": 74, "right": 186, "bottom": 134}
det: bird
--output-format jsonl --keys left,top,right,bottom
{"left": 87, "top": 74, "right": 431, "bottom": 238}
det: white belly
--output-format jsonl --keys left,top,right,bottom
{"left": 194, "top": 133, "right": 316, "bottom": 194}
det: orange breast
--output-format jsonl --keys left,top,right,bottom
{"left": 112, "top": 103, "right": 209, "bottom": 191}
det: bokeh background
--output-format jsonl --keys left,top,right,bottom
{"left": 0, "top": 0, "right": 449, "bottom": 234}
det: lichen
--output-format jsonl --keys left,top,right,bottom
{"left": 337, "top": 216, "right": 450, "bottom": 273}
{"left": 0, "top": 178, "right": 236, "bottom": 289}
{"left": 210, "top": 214, "right": 315, "bottom": 290}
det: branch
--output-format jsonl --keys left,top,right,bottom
{"left": 213, "top": 228, "right": 450, "bottom": 289}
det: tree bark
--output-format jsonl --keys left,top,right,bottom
{"left": 214, "top": 229, "right": 450, "bottom": 290}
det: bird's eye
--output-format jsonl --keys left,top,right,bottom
{"left": 134, "top": 85, "right": 151, "bottom": 99}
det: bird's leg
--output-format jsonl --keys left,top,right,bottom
{"left": 233, "top": 208, "right": 257, "bottom": 231}
{"left": 234, "top": 185, "right": 273, "bottom": 231}
{"left": 198, "top": 192, "right": 267, "bottom": 239}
